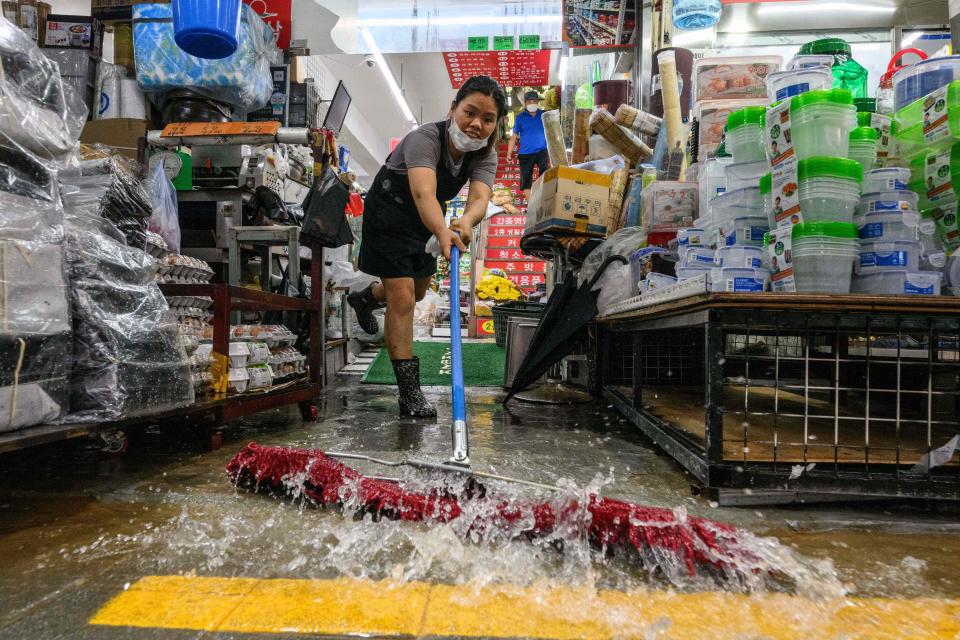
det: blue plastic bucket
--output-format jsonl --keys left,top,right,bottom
{"left": 172, "top": 0, "right": 242, "bottom": 60}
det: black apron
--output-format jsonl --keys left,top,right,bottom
{"left": 359, "top": 120, "right": 479, "bottom": 279}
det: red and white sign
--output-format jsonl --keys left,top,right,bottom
{"left": 488, "top": 226, "right": 526, "bottom": 238}
{"left": 486, "top": 249, "right": 527, "bottom": 261}
{"left": 243, "top": 0, "right": 291, "bottom": 49}
{"left": 486, "top": 236, "right": 522, "bottom": 249}
{"left": 485, "top": 261, "right": 545, "bottom": 273}
{"left": 506, "top": 273, "right": 546, "bottom": 288}
{"left": 443, "top": 50, "right": 551, "bottom": 89}
{"left": 489, "top": 214, "right": 528, "bottom": 227}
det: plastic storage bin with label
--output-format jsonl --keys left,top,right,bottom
{"left": 856, "top": 210, "right": 921, "bottom": 242}
{"left": 709, "top": 267, "right": 769, "bottom": 293}
{"left": 791, "top": 221, "right": 860, "bottom": 293}
{"left": 858, "top": 240, "right": 922, "bottom": 274}
{"left": 918, "top": 217, "right": 948, "bottom": 270}
{"left": 717, "top": 245, "right": 764, "bottom": 268}
{"left": 640, "top": 181, "right": 698, "bottom": 231}
{"left": 908, "top": 143, "right": 960, "bottom": 210}
{"left": 711, "top": 186, "right": 765, "bottom": 247}
{"left": 787, "top": 54, "right": 834, "bottom": 71}
{"left": 766, "top": 67, "right": 832, "bottom": 102}
{"left": 682, "top": 246, "right": 718, "bottom": 268}
{"left": 790, "top": 89, "right": 857, "bottom": 160}
{"left": 860, "top": 190, "right": 919, "bottom": 214}
{"left": 695, "top": 99, "right": 766, "bottom": 158}
{"left": 853, "top": 270, "right": 942, "bottom": 296}
{"left": 797, "top": 156, "right": 862, "bottom": 222}
{"left": 639, "top": 273, "right": 678, "bottom": 295}
{"left": 725, "top": 159, "right": 767, "bottom": 191}
{"left": 693, "top": 56, "right": 782, "bottom": 102}
{"left": 864, "top": 167, "right": 911, "bottom": 193}
{"left": 893, "top": 56, "right": 960, "bottom": 113}
{"left": 894, "top": 79, "right": 960, "bottom": 159}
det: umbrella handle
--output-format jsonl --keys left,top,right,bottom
{"left": 449, "top": 241, "right": 469, "bottom": 465}
{"left": 587, "top": 254, "right": 629, "bottom": 289}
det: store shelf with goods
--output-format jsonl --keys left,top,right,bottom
{"left": 575, "top": 1, "right": 634, "bottom": 13}
{"left": 596, "top": 293, "right": 960, "bottom": 506}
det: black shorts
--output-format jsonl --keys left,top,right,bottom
{"left": 359, "top": 207, "right": 437, "bottom": 280}
{"left": 518, "top": 149, "right": 550, "bottom": 190}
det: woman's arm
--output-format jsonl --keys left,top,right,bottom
{"left": 452, "top": 180, "right": 493, "bottom": 247}
{"left": 409, "top": 166, "right": 466, "bottom": 259}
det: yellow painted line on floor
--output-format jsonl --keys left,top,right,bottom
{"left": 90, "top": 575, "right": 960, "bottom": 639}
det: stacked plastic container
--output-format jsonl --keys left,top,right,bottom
{"left": 876, "top": 57, "right": 960, "bottom": 294}
{"left": 759, "top": 64, "right": 859, "bottom": 293}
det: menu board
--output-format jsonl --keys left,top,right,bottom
{"left": 443, "top": 50, "right": 551, "bottom": 89}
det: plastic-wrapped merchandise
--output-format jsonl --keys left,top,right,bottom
{"left": 0, "top": 15, "right": 87, "bottom": 166}
{"left": 133, "top": 3, "right": 277, "bottom": 112}
{"left": 590, "top": 109, "right": 653, "bottom": 165}
{"left": 59, "top": 158, "right": 152, "bottom": 250}
{"left": 148, "top": 161, "right": 181, "bottom": 253}
{"left": 541, "top": 109, "right": 569, "bottom": 167}
{"left": 60, "top": 178, "right": 193, "bottom": 423}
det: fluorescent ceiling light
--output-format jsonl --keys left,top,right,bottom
{"left": 356, "top": 15, "right": 561, "bottom": 27}
{"left": 901, "top": 31, "right": 924, "bottom": 48}
{"left": 361, "top": 29, "right": 417, "bottom": 125}
{"left": 757, "top": 1, "right": 895, "bottom": 15}
{"left": 673, "top": 28, "right": 714, "bottom": 47}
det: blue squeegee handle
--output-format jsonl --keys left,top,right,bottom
{"left": 449, "top": 242, "right": 469, "bottom": 465}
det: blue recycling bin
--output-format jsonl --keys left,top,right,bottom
{"left": 172, "top": 0, "right": 242, "bottom": 60}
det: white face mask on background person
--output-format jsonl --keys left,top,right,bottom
{"left": 526, "top": 104, "right": 539, "bottom": 113}
{"left": 448, "top": 117, "right": 489, "bottom": 153}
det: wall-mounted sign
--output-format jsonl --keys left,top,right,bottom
{"left": 243, "top": 0, "right": 292, "bottom": 49}
{"left": 443, "top": 50, "right": 552, "bottom": 89}
{"left": 518, "top": 34, "right": 541, "bottom": 50}
{"left": 494, "top": 35, "right": 515, "bottom": 50}
{"left": 468, "top": 36, "right": 490, "bottom": 51}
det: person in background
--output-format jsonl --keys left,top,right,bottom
{"left": 347, "top": 75, "right": 507, "bottom": 418}
{"left": 507, "top": 90, "right": 550, "bottom": 202}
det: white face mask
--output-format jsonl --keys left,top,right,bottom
{"left": 526, "top": 104, "right": 539, "bottom": 113}
{"left": 448, "top": 117, "right": 489, "bottom": 153}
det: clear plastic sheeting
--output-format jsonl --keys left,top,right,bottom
{"left": 59, "top": 158, "right": 153, "bottom": 251}
{"left": 579, "top": 227, "right": 649, "bottom": 286}
{"left": 0, "top": 15, "right": 87, "bottom": 167}
{"left": 0, "top": 153, "right": 71, "bottom": 432}
{"left": 133, "top": 3, "right": 277, "bottom": 112}
{"left": 60, "top": 175, "right": 193, "bottom": 423}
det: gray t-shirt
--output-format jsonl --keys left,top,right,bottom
{"left": 385, "top": 121, "right": 498, "bottom": 189}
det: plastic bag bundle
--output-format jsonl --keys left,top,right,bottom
{"left": 541, "top": 109, "right": 569, "bottom": 167}
{"left": 590, "top": 110, "right": 653, "bottom": 165}
{"left": 59, "top": 158, "right": 152, "bottom": 250}
{"left": 60, "top": 186, "right": 193, "bottom": 422}
{"left": 0, "top": 15, "right": 87, "bottom": 166}
{"left": 572, "top": 108, "right": 592, "bottom": 164}
{"left": 133, "top": 3, "right": 277, "bottom": 112}
{"left": 615, "top": 104, "right": 662, "bottom": 137}
{"left": 579, "top": 227, "right": 649, "bottom": 287}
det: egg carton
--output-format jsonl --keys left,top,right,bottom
{"left": 165, "top": 254, "right": 214, "bottom": 283}
{"left": 166, "top": 295, "right": 214, "bottom": 309}
{"left": 145, "top": 231, "right": 170, "bottom": 259}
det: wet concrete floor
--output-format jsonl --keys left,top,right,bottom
{"left": 1, "top": 379, "right": 960, "bottom": 638}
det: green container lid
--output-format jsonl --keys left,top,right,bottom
{"left": 850, "top": 126, "right": 879, "bottom": 142}
{"left": 857, "top": 112, "right": 872, "bottom": 127}
{"left": 763, "top": 231, "right": 772, "bottom": 246}
{"left": 759, "top": 173, "right": 772, "bottom": 195}
{"left": 790, "top": 88, "right": 854, "bottom": 111}
{"left": 799, "top": 37, "right": 851, "bottom": 57}
{"left": 791, "top": 221, "right": 859, "bottom": 241}
{"left": 854, "top": 97, "right": 877, "bottom": 113}
{"left": 725, "top": 106, "right": 766, "bottom": 132}
{"left": 797, "top": 156, "right": 863, "bottom": 182}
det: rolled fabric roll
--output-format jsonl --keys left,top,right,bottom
{"left": 541, "top": 109, "right": 569, "bottom": 167}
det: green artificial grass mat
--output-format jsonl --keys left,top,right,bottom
{"left": 362, "top": 341, "right": 505, "bottom": 387}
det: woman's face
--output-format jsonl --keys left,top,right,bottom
{"left": 450, "top": 92, "right": 499, "bottom": 141}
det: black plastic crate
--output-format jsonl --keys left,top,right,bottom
{"left": 492, "top": 301, "right": 545, "bottom": 347}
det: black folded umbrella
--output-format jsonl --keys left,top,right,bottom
{"left": 504, "top": 255, "right": 628, "bottom": 404}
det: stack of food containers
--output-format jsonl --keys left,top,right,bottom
{"left": 885, "top": 58, "right": 960, "bottom": 295}
{"left": 761, "top": 83, "right": 859, "bottom": 293}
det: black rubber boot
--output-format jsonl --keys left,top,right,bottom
{"left": 391, "top": 357, "right": 437, "bottom": 418}
{"left": 347, "top": 284, "right": 384, "bottom": 335}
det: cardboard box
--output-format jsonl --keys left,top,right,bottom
{"left": 526, "top": 166, "right": 612, "bottom": 238}
{"left": 80, "top": 118, "right": 149, "bottom": 162}
{"left": 44, "top": 14, "right": 92, "bottom": 48}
